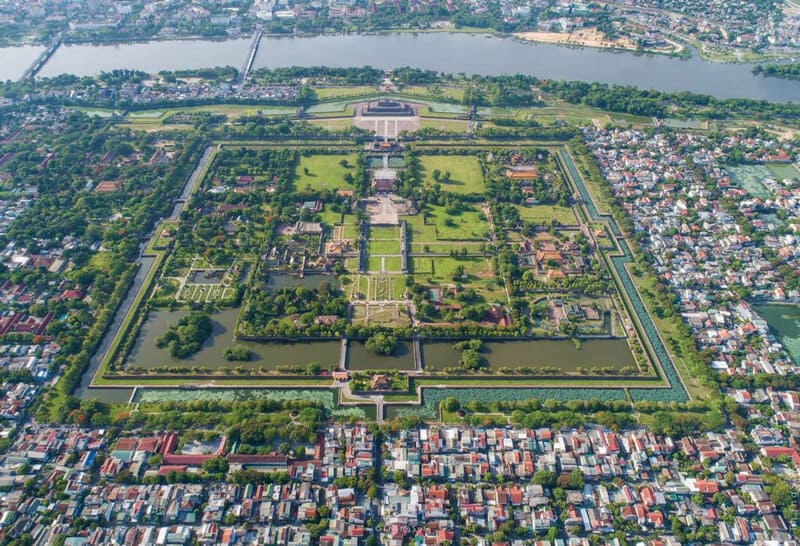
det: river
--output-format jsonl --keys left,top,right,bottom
{"left": 0, "top": 45, "right": 45, "bottom": 81}
{"left": 19, "top": 33, "right": 799, "bottom": 102}
{"left": 38, "top": 38, "right": 251, "bottom": 78}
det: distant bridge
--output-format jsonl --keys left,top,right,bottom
{"left": 20, "top": 36, "right": 61, "bottom": 81}
{"left": 238, "top": 30, "right": 263, "bottom": 84}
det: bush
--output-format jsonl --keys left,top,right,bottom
{"left": 364, "top": 333, "right": 398, "bottom": 356}
{"left": 223, "top": 344, "right": 252, "bottom": 361}
{"left": 155, "top": 311, "right": 213, "bottom": 358}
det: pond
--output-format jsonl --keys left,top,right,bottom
{"left": 126, "top": 308, "right": 340, "bottom": 370}
{"left": 755, "top": 304, "right": 800, "bottom": 364}
{"left": 767, "top": 163, "right": 800, "bottom": 181}
{"left": 347, "top": 341, "right": 414, "bottom": 370}
{"left": 266, "top": 273, "right": 340, "bottom": 291}
{"left": 727, "top": 165, "right": 772, "bottom": 198}
{"left": 421, "top": 339, "right": 635, "bottom": 372}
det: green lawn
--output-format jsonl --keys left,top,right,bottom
{"left": 419, "top": 119, "right": 469, "bottom": 134}
{"left": 516, "top": 204, "right": 576, "bottom": 225}
{"left": 383, "top": 257, "right": 402, "bottom": 272}
{"left": 402, "top": 215, "right": 438, "bottom": 244}
{"left": 412, "top": 256, "right": 490, "bottom": 280}
{"left": 410, "top": 241, "right": 484, "bottom": 253}
{"left": 314, "top": 86, "right": 377, "bottom": 99}
{"left": 420, "top": 155, "right": 485, "bottom": 194}
{"left": 317, "top": 207, "right": 344, "bottom": 227}
{"left": 370, "top": 226, "right": 399, "bottom": 239}
{"left": 425, "top": 204, "right": 489, "bottom": 240}
{"left": 368, "top": 239, "right": 401, "bottom": 254}
{"left": 295, "top": 154, "right": 358, "bottom": 191}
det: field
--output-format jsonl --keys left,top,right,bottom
{"left": 307, "top": 118, "right": 355, "bottom": 131}
{"left": 419, "top": 155, "right": 485, "bottom": 194}
{"left": 515, "top": 204, "right": 577, "bottom": 225}
{"left": 419, "top": 119, "right": 469, "bottom": 134}
{"left": 424, "top": 204, "right": 490, "bottom": 240}
{"left": 295, "top": 154, "right": 359, "bottom": 191}
{"left": 767, "top": 163, "right": 800, "bottom": 180}
{"left": 413, "top": 256, "right": 492, "bottom": 283}
{"left": 368, "top": 239, "right": 401, "bottom": 254}
{"left": 314, "top": 86, "right": 377, "bottom": 99}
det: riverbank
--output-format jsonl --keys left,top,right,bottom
{"left": 513, "top": 29, "right": 684, "bottom": 58}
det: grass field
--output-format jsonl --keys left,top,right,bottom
{"left": 295, "top": 154, "right": 359, "bottom": 191}
{"left": 420, "top": 155, "right": 485, "bottom": 194}
{"left": 515, "top": 204, "right": 576, "bottom": 225}
{"left": 419, "top": 119, "right": 469, "bottom": 134}
{"left": 411, "top": 256, "right": 495, "bottom": 290}
{"left": 401, "top": 85, "right": 464, "bottom": 102}
{"left": 314, "top": 86, "right": 376, "bottom": 99}
{"left": 342, "top": 220, "right": 360, "bottom": 240}
{"left": 410, "top": 241, "right": 484, "bottom": 253}
{"left": 317, "top": 207, "right": 344, "bottom": 227}
{"left": 370, "top": 226, "right": 400, "bottom": 239}
{"left": 402, "top": 215, "right": 438, "bottom": 243}
{"left": 425, "top": 204, "right": 489, "bottom": 240}
{"left": 307, "top": 118, "right": 355, "bottom": 131}
{"left": 368, "top": 239, "right": 401, "bottom": 254}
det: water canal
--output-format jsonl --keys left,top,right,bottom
{"left": 421, "top": 339, "right": 634, "bottom": 372}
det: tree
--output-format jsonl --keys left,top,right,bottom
{"left": 202, "top": 457, "right": 229, "bottom": 474}
{"left": 770, "top": 479, "right": 792, "bottom": 509}
{"left": 365, "top": 333, "right": 398, "bottom": 356}
{"left": 557, "top": 469, "right": 584, "bottom": 490}
{"left": 442, "top": 397, "right": 461, "bottom": 412}
{"left": 223, "top": 344, "right": 252, "bottom": 361}
{"left": 531, "top": 469, "right": 557, "bottom": 489}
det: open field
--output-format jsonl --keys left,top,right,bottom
{"left": 368, "top": 239, "right": 401, "bottom": 254}
{"left": 515, "top": 204, "right": 577, "bottom": 225}
{"left": 420, "top": 155, "right": 485, "bottom": 194}
{"left": 419, "top": 118, "right": 470, "bottom": 134}
{"left": 403, "top": 215, "right": 438, "bottom": 243}
{"left": 295, "top": 154, "right": 359, "bottom": 191}
{"left": 307, "top": 118, "right": 355, "bottom": 131}
{"left": 424, "top": 204, "right": 490, "bottom": 240}
{"left": 314, "top": 86, "right": 377, "bottom": 99}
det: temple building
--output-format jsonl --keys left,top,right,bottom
{"left": 362, "top": 100, "right": 415, "bottom": 117}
